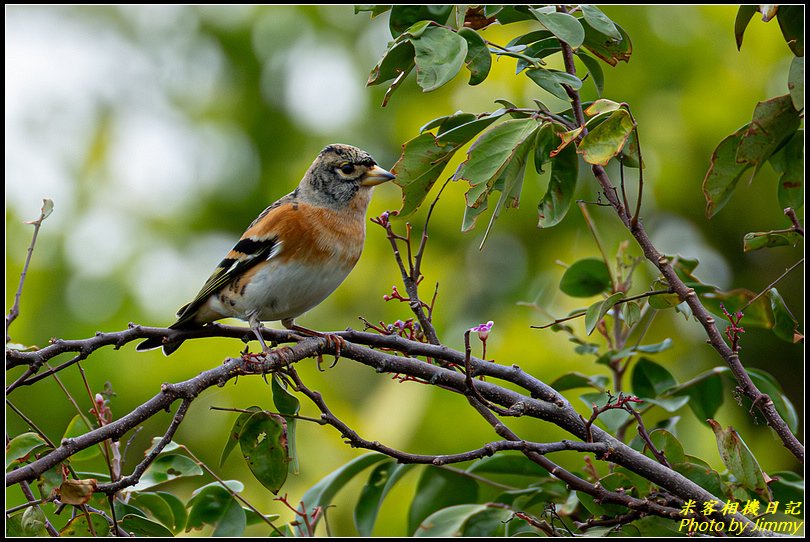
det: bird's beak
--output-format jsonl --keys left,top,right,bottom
{"left": 360, "top": 165, "right": 396, "bottom": 186}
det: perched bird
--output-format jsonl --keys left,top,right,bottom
{"left": 137, "top": 144, "right": 395, "bottom": 356}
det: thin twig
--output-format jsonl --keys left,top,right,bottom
{"left": 578, "top": 202, "right": 617, "bottom": 291}
{"left": 740, "top": 258, "right": 804, "bottom": 312}
{"left": 531, "top": 289, "right": 671, "bottom": 330}
{"left": 96, "top": 400, "right": 192, "bottom": 496}
{"left": 178, "top": 444, "right": 285, "bottom": 536}
{"left": 6, "top": 199, "right": 53, "bottom": 339}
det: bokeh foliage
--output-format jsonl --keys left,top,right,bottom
{"left": 6, "top": 5, "right": 803, "bottom": 536}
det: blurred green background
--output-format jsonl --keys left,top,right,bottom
{"left": 6, "top": 5, "right": 803, "bottom": 536}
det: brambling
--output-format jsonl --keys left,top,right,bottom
{"left": 137, "top": 144, "right": 395, "bottom": 356}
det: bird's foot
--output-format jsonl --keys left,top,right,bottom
{"left": 240, "top": 344, "right": 295, "bottom": 382}
{"left": 316, "top": 334, "right": 345, "bottom": 371}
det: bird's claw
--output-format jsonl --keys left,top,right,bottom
{"left": 315, "top": 334, "right": 345, "bottom": 371}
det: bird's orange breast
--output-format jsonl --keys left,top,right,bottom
{"left": 243, "top": 201, "right": 366, "bottom": 269}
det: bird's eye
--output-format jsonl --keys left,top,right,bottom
{"left": 339, "top": 163, "right": 355, "bottom": 175}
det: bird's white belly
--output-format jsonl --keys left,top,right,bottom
{"left": 208, "top": 260, "right": 354, "bottom": 322}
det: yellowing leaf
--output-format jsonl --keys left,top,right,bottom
{"left": 577, "top": 109, "right": 635, "bottom": 166}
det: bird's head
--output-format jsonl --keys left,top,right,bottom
{"left": 298, "top": 144, "right": 395, "bottom": 208}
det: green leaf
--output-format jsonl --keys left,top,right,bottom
{"left": 632, "top": 516, "right": 684, "bottom": 537}
{"left": 647, "top": 292, "right": 681, "bottom": 310}
{"left": 454, "top": 118, "right": 538, "bottom": 211}
{"left": 769, "top": 470, "right": 805, "bottom": 504}
{"left": 131, "top": 492, "right": 176, "bottom": 534}
{"left": 132, "top": 454, "right": 203, "bottom": 491}
{"left": 584, "top": 98, "right": 622, "bottom": 116}
{"left": 6, "top": 513, "right": 25, "bottom": 537}
{"left": 212, "top": 498, "right": 247, "bottom": 537}
{"left": 467, "top": 451, "right": 550, "bottom": 476}
{"left": 642, "top": 396, "right": 689, "bottom": 413}
{"left": 458, "top": 28, "right": 492, "bottom": 85}
{"left": 186, "top": 484, "right": 245, "bottom": 535}
{"left": 472, "top": 132, "right": 533, "bottom": 246}
{"left": 62, "top": 415, "right": 99, "bottom": 462}
{"left": 506, "top": 29, "right": 554, "bottom": 48}
{"left": 394, "top": 110, "right": 509, "bottom": 217}
{"left": 367, "top": 39, "right": 415, "bottom": 87}
{"left": 408, "top": 467, "right": 479, "bottom": 535}
{"left": 272, "top": 372, "right": 302, "bottom": 415}
{"left": 115, "top": 500, "right": 148, "bottom": 521}
{"left": 770, "top": 130, "right": 804, "bottom": 211}
{"left": 776, "top": 5, "right": 804, "bottom": 57}
{"left": 619, "top": 128, "right": 642, "bottom": 168}
{"left": 244, "top": 508, "right": 280, "bottom": 526}
{"left": 491, "top": 6, "right": 535, "bottom": 24}
{"left": 743, "top": 229, "right": 802, "bottom": 252}
{"left": 767, "top": 289, "right": 801, "bottom": 343}
{"left": 702, "top": 124, "right": 753, "bottom": 218}
{"left": 575, "top": 51, "right": 605, "bottom": 96}
{"left": 5, "top": 432, "right": 49, "bottom": 470}
{"left": 59, "top": 512, "right": 110, "bottom": 537}
{"left": 582, "top": 20, "right": 632, "bottom": 66}
{"left": 412, "top": 26, "right": 468, "bottom": 92}
{"left": 414, "top": 504, "right": 495, "bottom": 537}
{"left": 673, "top": 463, "right": 724, "bottom": 499}
{"left": 631, "top": 358, "right": 677, "bottom": 399}
{"left": 538, "top": 127, "right": 579, "bottom": 228}
{"left": 220, "top": 406, "right": 261, "bottom": 468}
{"left": 577, "top": 109, "right": 635, "bottom": 166}
{"left": 788, "top": 56, "right": 804, "bottom": 110}
{"left": 156, "top": 491, "right": 188, "bottom": 533}
{"left": 388, "top": 5, "right": 453, "bottom": 38}
{"left": 144, "top": 436, "right": 181, "bottom": 455}
{"left": 580, "top": 5, "right": 621, "bottom": 40}
{"left": 736, "top": 95, "right": 801, "bottom": 173}
{"left": 622, "top": 301, "right": 641, "bottom": 327}
{"left": 461, "top": 506, "right": 512, "bottom": 537}
{"left": 529, "top": 9, "right": 585, "bottom": 49}
{"left": 392, "top": 133, "right": 454, "bottom": 217}
{"left": 239, "top": 411, "right": 288, "bottom": 494}
{"left": 513, "top": 38, "right": 561, "bottom": 73}
{"left": 672, "top": 370, "right": 725, "bottom": 423}
{"left": 355, "top": 5, "right": 392, "bottom": 18}
{"left": 747, "top": 368, "right": 799, "bottom": 433}
{"left": 559, "top": 258, "right": 611, "bottom": 297}
{"left": 19, "top": 506, "right": 47, "bottom": 537}
{"left": 636, "top": 338, "right": 673, "bottom": 354}
{"left": 707, "top": 420, "right": 771, "bottom": 500}
{"left": 550, "top": 372, "right": 607, "bottom": 392}
{"left": 120, "top": 514, "right": 175, "bottom": 538}
{"left": 585, "top": 292, "right": 624, "bottom": 336}
{"left": 526, "top": 68, "right": 582, "bottom": 101}
{"left": 734, "top": 5, "right": 758, "bottom": 50}
{"left": 296, "top": 453, "right": 389, "bottom": 536}
{"left": 272, "top": 375, "right": 301, "bottom": 474}
{"left": 355, "top": 460, "right": 416, "bottom": 537}
{"left": 533, "top": 121, "right": 557, "bottom": 173}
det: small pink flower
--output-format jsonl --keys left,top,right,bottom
{"left": 470, "top": 321, "right": 494, "bottom": 342}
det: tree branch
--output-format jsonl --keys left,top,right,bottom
{"left": 557, "top": 39, "right": 804, "bottom": 465}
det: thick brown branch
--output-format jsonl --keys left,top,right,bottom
{"left": 1, "top": 326, "right": 769, "bottom": 534}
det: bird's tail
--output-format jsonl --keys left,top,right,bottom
{"left": 136, "top": 329, "right": 186, "bottom": 356}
